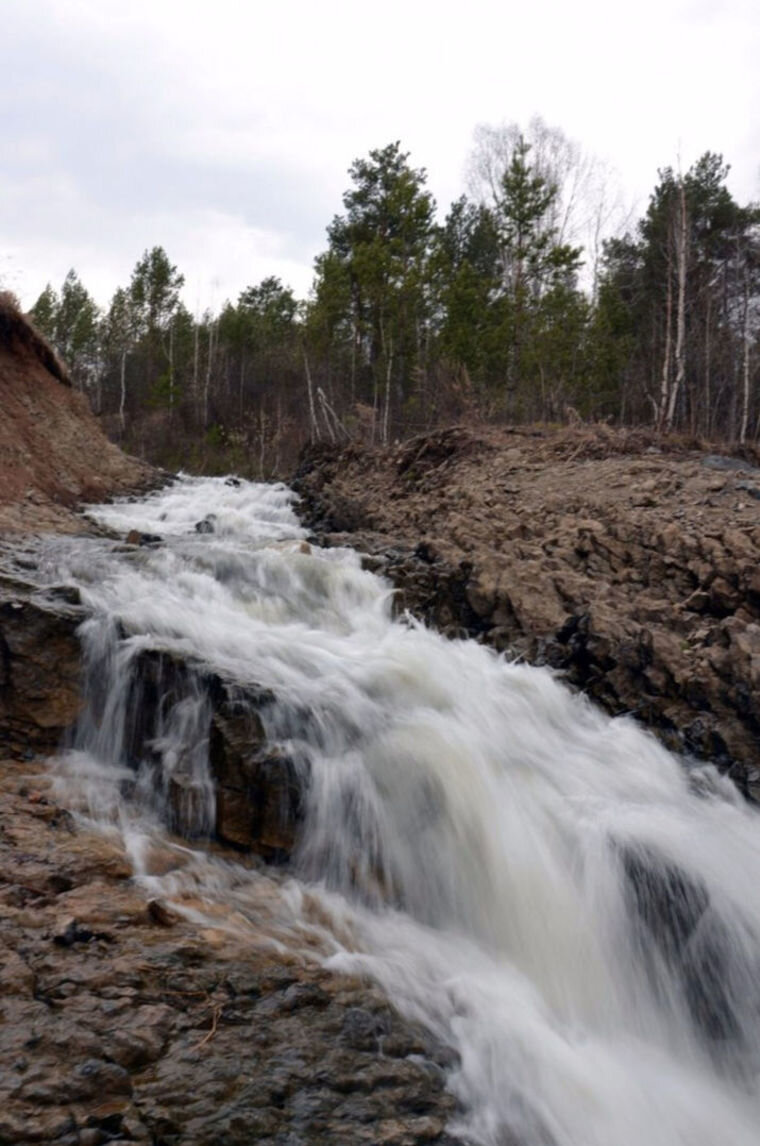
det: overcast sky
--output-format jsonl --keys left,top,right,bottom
{"left": 2, "top": 0, "right": 757, "bottom": 313}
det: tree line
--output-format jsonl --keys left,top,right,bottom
{"left": 28, "top": 120, "right": 760, "bottom": 475}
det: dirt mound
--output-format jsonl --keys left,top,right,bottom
{"left": 0, "top": 293, "right": 153, "bottom": 533}
{"left": 294, "top": 424, "right": 760, "bottom": 791}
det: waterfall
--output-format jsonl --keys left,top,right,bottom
{"left": 42, "top": 475, "right": 760, "bottom": 1146}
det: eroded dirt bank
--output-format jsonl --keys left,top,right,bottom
{"left": 0, "top": 293, "right": 154, "bottom": 535}
{"left": 294, "top": 425, "right": 760, "bottom": 795}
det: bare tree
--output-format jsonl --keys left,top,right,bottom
{"left": 666, "top": 180, "right": 688, "bottom": 432}
{"left": 467, "top": 117, "right": 631, "bottom": 294}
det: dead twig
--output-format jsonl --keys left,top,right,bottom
{"left": 190, "top": 1004, "right": 222, "bottom": 1052}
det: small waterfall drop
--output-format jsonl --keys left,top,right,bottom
{"left": 40, "top": 475, "right": 760, "bottom": 1146}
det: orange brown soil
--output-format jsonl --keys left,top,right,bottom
{"left": 0, "top": 293, "right": 154, "bottom": 534}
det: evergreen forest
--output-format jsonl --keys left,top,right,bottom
{"left": 28, "top": 121, "right": 760, "bottom": 475}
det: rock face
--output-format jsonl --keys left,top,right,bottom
{"left": 118, "top": 648, "right": 306, "bottom": 861}
{"left": 0, "top": 757, "right": 458, "bottom": 1146}
{"left": 0, "top": 564, "right": 458, "bottom": 1143}
{"left": 0, "top": 584, "right": 84, "bottom": 758}
{"left": 294, "top": 425, "right": 760, "bottom": 796}
{"left": 0, "top": 555, "right": 308, "bottom": 865}
{"left": 0, "top": 292, "right": 154, "bottom": 534}
{"left": 210, "top": 695, "right": 305, "bottom": 859}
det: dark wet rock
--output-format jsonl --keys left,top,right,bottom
{"left": 209, "top": 692, "right": 307, "bottom": 859}
{"left": 194, "top": 514, "right": 217, "bottom": 534}
{"left": 0, "top": 576, "right": 309, "bottom": 864}
{"left": 701, "top": 454, "right": 757, "bottom": 472}
{"left": 125, "top": 529, "right": 162, "bottom": 546}
{"left": 619, "top": 844, "right": 746, "bottom": 1047}
{"left": 146, "top": 899, "right": 178, "bottom": 927}
{"left": 735, "top": 480, "right": 760, "bottom": 500}
{"left": 0, "top": 589, "right": 83, "bottom": 756}
{"left": 341, "top": 1005, "right": 392, "bottom": 1051}
{"left": 53, "top": 917, "right": 112, "bottom": 947}
{"left": 46, "top": 584, "right": 82, "bottom": 607}
{"left": 107, "top": 648, "right": 307, "bottom": 860}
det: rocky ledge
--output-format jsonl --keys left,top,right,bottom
{"left": 0, "top": 570, "right": 303, "bottom": 862}
{"left": 0, "top": 567, "right": 459, "bottom": 1144}
{"left": 0, "top": 761, "right": 457, "bottom": 1146}
{"left": 293, "top": 425, "right": 760, "bottom": 797}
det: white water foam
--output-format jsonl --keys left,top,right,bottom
{"left": 41, "top": 475, "right": 760, "bottom": 1146}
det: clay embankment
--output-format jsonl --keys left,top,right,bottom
{"left": 0, "top": 293, "right": 153, "bottom": 534}
{"left": 294, "top": 425, "right": 760, "bottom": 796}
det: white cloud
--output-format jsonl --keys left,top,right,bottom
{"left": 2, "top": 0, "right": 757, "bottom": 309}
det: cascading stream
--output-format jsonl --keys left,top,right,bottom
{"left": 39, "top": 475, "right": 760, "bottom": 1146}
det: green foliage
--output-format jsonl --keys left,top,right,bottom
{"left": 27, "top": 131, "right": 760, "bottom": 466}
{"left": 432, "top": 140, "right": 589, "bottom": 417}
{"left": 29, "top": 283, "right": 59, "bottom": 341}
{"left": 31, "top": 271, "right": 100, "bottom": 391}
{"left": 596, "top": 152, "right": 760, "bottom": 432}
{"left": 129, "top": 247, "right": 184, "bottom": 336}
{"left": 312, "top": 142, "right": 436, "bottom": 428}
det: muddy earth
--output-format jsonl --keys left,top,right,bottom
{"left": 294, "top": 424, "right": 760, "bottom": 796}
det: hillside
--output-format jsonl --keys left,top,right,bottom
{"left": 0, "top": 293, "right": 153, "bottom": 533}
{"left": 295, "top": 424, "right": 760, "bottom": 793}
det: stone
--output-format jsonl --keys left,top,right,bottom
{"left": 0, "top": 594, "right": 83, "bottom": 754}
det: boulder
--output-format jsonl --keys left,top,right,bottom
{"left": 210, "top": 698, "right": 306, "bottom": 860}
{"left": 0, "top": 588, "right": 83, "bottom": 755}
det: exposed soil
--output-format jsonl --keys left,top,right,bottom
{"left": 0, "top": 294, "right": 155, "bottom": 535}
{"left": 294, "top": 424, "right": 760, "bottom": 793}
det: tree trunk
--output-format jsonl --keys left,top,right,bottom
{"left": 703, "top": 291, "right": 712, "bottom": 439}
{"left": 119, "top": 349, "right": 127, "bottom": 433}
{"left": 303, "top": 349, "right": 320, "bottom": 441}
{"left": 665, "top": 181, "right": 688, "bottom": 433}
{"left": 168, "top": 323, "right": 175, "bottom": 419}
{"left": 658, "top": 240, "right": 673, "bottom": 431}
{"left": 382, "top": 338, "right": 393, "bottom": 445}
{"left": 193, "top": 321, "right": 199, "bottom": 417}
{"left": 204, "top": 323, "right": 214, "bottom": 430}
{"left": 740, "top": 267, "right": 751, "bottom": 444}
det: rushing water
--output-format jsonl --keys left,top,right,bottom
{"left": 36, "top": 475, "right": 760, "bottom": 1146}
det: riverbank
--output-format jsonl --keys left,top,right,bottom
{"left": 0, "top": 753, "right": 455, "bottom": 1145}
{"left": 0, "top": 292, "right": 156, "bottom": 536}
{"left": 294, "top": 424, "right": 760, "bottom": 794}
{"left": 3, "top": 459, "right": 760, "bottom": 1143}
{"left": 0, "top": 495, "right": 458, "bottom": 1145}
